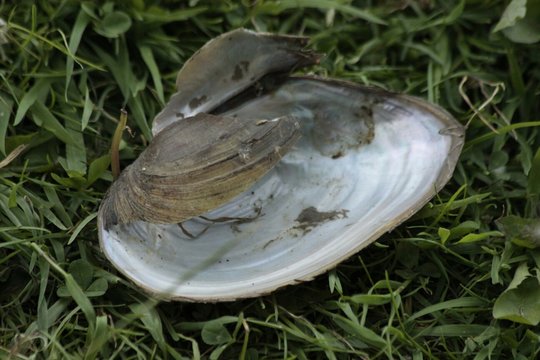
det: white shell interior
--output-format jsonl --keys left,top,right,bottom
{"left": 99, "top": 79, "right": 463, "bottom": 301}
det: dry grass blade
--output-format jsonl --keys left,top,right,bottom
{"left": 0, "top": 144, "right": 27, "bottom": 169}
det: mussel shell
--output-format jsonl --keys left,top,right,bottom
{"left": 98, "top": 77, "right": 464, "bottom": 301}
{"left": 152, "top": 29, "right": 319, "bottom": 135}
{"left": 100, "top": 112, "right": 301, "bottom": 228}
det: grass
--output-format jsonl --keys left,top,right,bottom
{"left": 1, "top": 0, "right": 540, "bottom": 359}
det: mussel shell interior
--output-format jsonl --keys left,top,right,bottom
{"left": 98, "top": 78, "right": 464, "bottom": 301}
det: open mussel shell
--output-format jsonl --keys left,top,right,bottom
{"left": 97, "top": 29, "right": 464, "bottom": 301}
{"left": 98, "top": 78, "right": 464, "bottom": 301}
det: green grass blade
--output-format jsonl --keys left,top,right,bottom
{"left": 254, "top": 0, "right": 386, "bottom": 25}
{"left": 14, "top": 78, "right": 50, "bottom": 126}
{"left": 65, "top": 115, "right": 87, "bottom": 175}
{"left": 81, "top": 86, "right": 93, "bottom": 131}
{"left": 407, "top": 297, "right": 486, "bottom": 323}
{"left": 0, "top": 96, "right": 13, "bottom": 155}
{"left": 65, "top": 9, "right": 91, "bottom": 98}
{"left": 138, "top": 45, "right": 165, "bottom": 104}
{"left": 29, "top": 101, "right": 77, "bottom": 146}
{"left": 68, "top": 212, "right": 97, "bottom": 245}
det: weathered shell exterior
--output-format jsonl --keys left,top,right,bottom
{"left": 152, "top": 29, "right": 319, "bottom": 135}
{"left": 97, "top": 29, "right": 465, "bottom": 302}
{"left": 100, "top": 113, "right": 300, "bottom": 228}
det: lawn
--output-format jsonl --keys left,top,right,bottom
{"left": 1, "top": 0, "right": 540, "bottom": 359}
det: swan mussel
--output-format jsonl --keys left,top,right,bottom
{"left": 98, "top": 29, "right": 464, "bottom": 301}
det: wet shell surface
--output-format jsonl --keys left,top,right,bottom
{"left": 98, "top": 29, "right": 465, "bottom": 301}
